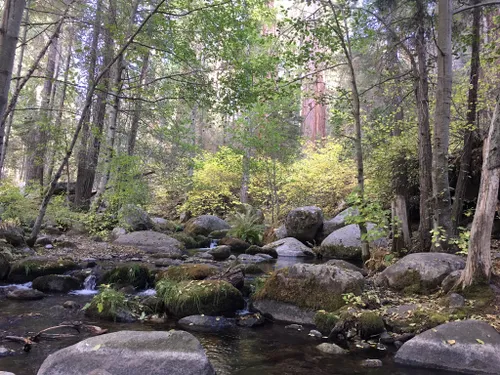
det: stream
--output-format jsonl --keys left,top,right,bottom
{"left": 0, "top": 256, "right": 447, "bottom": 375}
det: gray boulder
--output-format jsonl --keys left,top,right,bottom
{"left": 0, "top": 224, "right": 25, "bottom": 247}
{"left": 178, "top": 315, "right": 236, "bottom": 333}
{"left": 113, "top": 231, "right": 183, "bottom": 255}
{"left": 252, "top": 299, "right": 316, "bottom": 325}
{"left": 375, "top": 253, "right": 465, "bottom": 293}
{"left": 284, "top": 206, "right": 323, "bottom": 243}
{"left": 118, "top": 204, "right": 154, "bottom": 232}
{"left": 0, "top": 253, "right": 10, "bottom": 280}
{"left": 316, "top": 342, "right": 347, "bottom": 355}
{"left": 237, "top": 254, "right": 272, "bottom": 264}
{"left": 395, "top": 320, "right": 500, "bottom": 375}
{"left": 7, "top": 288, "right": 45, "bottom": 300}
{"left": 8, "top": 257, "right": 79, "bottom": 283}
{"left": 219, "top": 237, "right": 250, "bottom": 252}
{"left": 246, "top": 245, "right": 278, "bottom": 259}
{"left": 110, "top": 227, "right": 126, "bottom": 240}
{"left": 207, "top": 245, "right": 231, "bottom": 261}
{"left": 151, "top": 217, "right": 176, "bottom": 232}
{"left": 263, "top": 237, "right": 314, "bottom": 257}
{"left": 37, "top": 330, "right": 216, "bottom": 375}
{"left": 326, "top": 259, "right": 367, "bottom": 276}
{"left": 274, "top": 225, "right": 288, "bottom": 240}
{"left": 316, "top": 208, "right": 358, "bottom": 242}
{"left": 32, "top": 275, "right": 81, "bottom": 293}
{"left": 319, "top": 223, "right": 387, "bottom": 260}
{"left": 185, "top": 215, "right": 230, "bottom": 236}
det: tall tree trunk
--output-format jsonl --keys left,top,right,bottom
{"left": 415, "top": 0, "right": 433, "bottom": 251}
{"left": 74, "top": 0, "right": 102, "bottom": 208}
{"left": 432, "top": 0, "right": 453, "bottom": 250}
{"left": 452, "top": 0, "right": 481, "bottom": 234}
{"left": 25, "top": 34, "right": 60, "bottom": 186}
{"left": 459, "top": 96, "right": 500, "bottom": 288}
{"left": 0, "top": 0, "right": 26, "bottom": 178}
{"left": 127, "top": 49, "right": 150, "bottom": 156}
{"left": 0, "top": 0, "right": 30, "bottom": 178}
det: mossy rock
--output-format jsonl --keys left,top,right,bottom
{"left": 156, "top": 264, "right": 218, "bottom": 282}
{"left": 8, "top": 256, "right": 79, "bottom": 283}
{"left": 315, "top": 244, "right": 362, "bottom": 260}
{"left": 156, "top": 279, "right": 244, "bottom": 317}
{"left": 84, "top": 288, "right": 136, "bottom": 322}
{"left": 393, "top": 269, "right": 423, "bottom": 295}
{"left": 101, "top": 264, "right": 152, "bottom": 289}
{"left": 358, "top": 312, "right": 385, "bottom": 339}
{"left": 245, "top": 245, "right": 277, "bottom": 259}
{"left": 170, "top": 233, "right": 200, "bottom": 249}
{"left": 0, "top": 252, "right": 10, "bottom": 280}
{"left": 244, "top": 264, "right": 265, "bottom": 275}
{"left": 208, "top": 229, "right": 229, "bottom": 239}
{"left": 314, "top": 310, "right": 340, "bottom": 335}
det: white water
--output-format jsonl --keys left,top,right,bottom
{"left": 209, "top": 239, "right": 218, "bottom": 249}
{"left": 138, "top": 288, "right": 156, "bottom": 296}
{"left": 69, "top": 275, "right": 98, "bottom": 296}
{"left": 0, "top": 282, "right": 32, "bottom": 290}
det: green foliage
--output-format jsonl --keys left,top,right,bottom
{"left": 314, "top": 310, "right": 339, "bottom": 334}
{"left": 83, "top": 211, "right": 118, "bottom": 238}
{"left": 0, "top": 182, "right": 38, "bottom": 225}
{"left": 345, "top": 191, "right": 389, "bottom": 242}
{"left": 83, "top": 285, "right": 128, "bottom": 322}
{"left": 101, "top": 264, "right": 152, "bottom": 289}
{"left": 156, "top": 264, "right": 218, "bottom": 282}
{"left": 227, "top": 206, "right": 264, "bottom": 244}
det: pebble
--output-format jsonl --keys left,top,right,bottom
{"left": 316, "top": 343, "right": 347, "bottom": 355}
{"left": 308, "top": 330, "right": 322, "bottom": 338}
{"left": 45, "top": 244, "right": 53, "bottom": 249}
{"left": 361, "top": 359, "right": 383, "bottom": 368}
{"left": 285, "top": 324, "right": 303, "bottom": 331}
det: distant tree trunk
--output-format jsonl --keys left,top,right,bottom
{"left": 415, "top": 0, "right": 433, "bottom": 251}
{"left": 127, "top": 50, "right": 150, "bottom": 156}
{"left": 431, "top": 0, "right": 453, "bottom": 250}
{"left": 458, "top": 96, "right": 500, "bottom": 288}
{"left": 452, "top": 0, "right": 481, "bottom": 234}
{"left": 0, "top": 0, "right": 30, "bottom": 178}
{"left": 25, "top": 34, "right": 60, "bottom": 186}
{"left": 0, "top": 0, "right": 26, "bottom": 179}
{"left": 74, "top": 0, "right": 102, "bottom": 208}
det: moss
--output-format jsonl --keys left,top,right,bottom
{"left": 156, "top": 279, "right": 244, "bottom": 317}
{"left": 393, "top": 269, "right": 423, "bottom": 295}
{"left": 156, "top": 264, "right": 218, "bottom": 282}
{"left": 315, "top": 245, "right": 362, "bottom": 260}
{"left": 462, "top": 284, "right": 495, "bottom": 310}
{"left": 8, "top": 257, "right": 78, "bottom": 282}
{"left": 314, "top": 310, "right": 339, "bottom": 335}
{"left": 170, "top": 233, "right": 200, "bottom": 249}
{"left": 358, "top": 312, "right": 385, "bottom": 339}
{"left": 244, "top": 264, "right": 265, "bottom": 275}
{"left": 253, "top": 269, "right": 346, "bottom": 312}
{"left": 101, "top": 264, "right": 152, "bottom": 289}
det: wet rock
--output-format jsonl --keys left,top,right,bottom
{"left": 237, "top": 254, "right": 272, "bottom": 264}
{"left": 0, "top": 224, "right": 25, "bottom": 247}
{"left": 8, "top": 257, "right": 79, "bottom": 283}
{"left": 395, "top": 320, "right": 500, "bottom": 375}
{"left": 118, "top": 204, "right": 154, "bottom": 231}
{"left": 253, "top": 299, "right": 316, "bottom": 325}
{"left": 316, "top": 343, "right": 347, "bottom": 355}
{"left": 178, "top": 315, "right": 236, "bottom": 333}
{"left": 37, "top": 330, "right": 216, "bottom": 375}
{"left": 0, "top": 346, "right": 15, "bottom": 357}
{"left": 375, "top": 253, "right": 465, "bottom": 293}
{"left": 309, "top": 329, "right": 322, "bottom": 338}
{"left": 361, "top": 359, "right": 382, "bottom": 368}
{"left": 219, "top": 237, "right": 251, "bottom": 252}
{"left": 185, "top": 215, "right": 230, "bottom": 236}
{"left": 263, "top": 237, "right": 314, "bottom": 257}
{"left": 285, "top": 206, "right": 324, "bottom": 243}
{"left": 208, "top": 245, "right": 231, "bottom": 261}
{"left": 195, "top": 252, "right": 214, "bottom": 260}
{"left": 32, "top": 275, "right": 81, "bottom": 293}
{"left": 63, "top": 301, "right": 80, "bottom": 309}
{"left": 113, "top": 231, "right": 183, "bottom": 255}
{"left": 0, "top": 253, "right": 10, "bottom": 280}
{"left": 236, "top": 313, "right": 266, "bottom": 328}
{"left": 7, "top": 288, "right": 45, "bottom": 300}
{"left": 285, "top": 324, "right": 304, "bottom": 331}
{"left": 245, "top": 245, "right": 277, "bottom": 259}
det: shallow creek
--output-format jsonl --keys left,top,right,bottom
{"left": 0, "top": 257, "right": 446, "bottom": 375}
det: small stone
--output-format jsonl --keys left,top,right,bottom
{"left": 316, "top": 342, "right": 347, "bottom": 355}
{"left": 285, "top": 324, "right": 303, "bottom": 331}
{"left": 361, "top": 359, "right": 383, "bottom": 368}
{"left": 308, "top": 329, "right": 322, "bottom": 338}
{"left": 45, "top": 244, "right": 54, "bottom": 249}
{"left": 63, "top": 301, "right": 80, "bottom": 309}
{"left": 0, "top": 346, "right": 15, "bottom": 357}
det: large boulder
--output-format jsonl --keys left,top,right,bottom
{"left": 113, "top": 231, "right": 183, "bottom": 255}
{"left": 184, "top": 215, "right": 230, "bottom": 236}
{"left": 263, "top": 237, "right": 314, "bottom": 257}
{"left": 118, "top": 204, "right": 154, "bottom": 232}
{"left": 318, "top": 224, "right": 387, "bottom": 260}
{"left": 245, "top": 245, "right": 278, "bottom": 259}
{"left": 0, "top": 253, "right": 10, "bottom": 280}
{"left": 207, "top": 245, "right": 231, "bottom": 261}
{"left": 8, "top": 257, "right": 79, "bottom": 283}
{"left": 0, "top": 224, "right": 25, "bottom": 247}
{"left": 316, "top": 208, "right": 358, "bottom": 242}
{"left": 37, "top": 330, "right": 216, "bottom": 375}
{"left": 395, "top": 320, "right": 500, "bottom": 375}
{"left": 375, "top": 253, "right": 465, "bottom": 293}
{"left": 253, "top": 263, "right": 364, "bottom": 324}
{"left": 284, "top": 206, "right": 323, "bottom": 243}
{"left": 32, "top": 275, "right": 81, "bottom": 293}
{"left": 156, "top": 279, "right": 244, "bottom": 318}
{"left": 219, "top": 237, "right": 250, "bottom": 252}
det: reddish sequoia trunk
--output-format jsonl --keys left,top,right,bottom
{"left": 301, "top": 71, "right": 326, "bottom": 141}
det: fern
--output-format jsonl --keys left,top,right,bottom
{"left": 227, "top": 206, "right": 264, "bottom": 245}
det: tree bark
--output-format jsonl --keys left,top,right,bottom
{"left": 415, "top": 0, "right": 433, "bottom": 251}
{"left": 431, "top": 0, "right": 453, "bottom": 250}
{"left": 451, "top": 0, "right": 481, "bottom": 234}
{"left": 0, "top": 0, "right": 26, "bottom": 178}
{"left": 459, "top": 96, "right": 500, "bottom": 287}
{"left": 0, "top": 0, "right": 30, "bottom": 178}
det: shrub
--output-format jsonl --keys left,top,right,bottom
{"left": 83, "top": 286, "right": 129, "bottom": 322}
{"left": 101, "top": 264, "right": 152, "bottom": 289}
{"left": 227, "top": 206, "right": 264, "bottom": 245}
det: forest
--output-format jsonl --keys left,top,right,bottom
{"left": 0, "top": 0, "right": 500, "bottom": 374}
